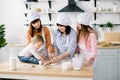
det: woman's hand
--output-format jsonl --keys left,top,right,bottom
{"left": 44, "top": 55, "right": 61, "bottom": 66}
{"left": 50, "top": 55, "right": 62, "bottom": 63}
{"left": 47, "top": 46, "right": 54, "bottom": 53}
{"left": 48, "top": 53, "right": 58, "bottom": 59}
{"left": 48, "top": 53, "right": 54, "bottom": 59}
{"left": 44, "top": 61, "right": 52, "bottom": 66}
{"left": 83, "top": 57, "right": 94, "bottom": 66}
{"left": 75, "top": 46, "right": 80, "bottom": 54}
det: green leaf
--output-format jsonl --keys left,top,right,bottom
{"left": 105, "top": 22, "right": 113, "bottom": 28}
{"left": 0, "top": 31, "right": 5, "bottom": 34}
{"left": 0, "top": 38, "right": 7, "bottom": 47}
{"left": 0, "top": 24, "right": 7, "bottom": 48}
{"left": 0, "top": 24, "right": 5, "bottom": 27}
{"left": 0, "top": 38, "right": 5, "bottom": 43}
{"left": 0, "top": 28, "right": 5, "bottom": 32}
{"left": 0, "top": 34, "right": 4, "bottom": 39}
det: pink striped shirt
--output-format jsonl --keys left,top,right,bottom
{"left": 78, "top": 33, "right": 97, "bottom": 58}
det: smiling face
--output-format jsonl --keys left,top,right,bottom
{"left": 77, "top": 22, "right": 82, "bottom": 30}
{"left": 57, "top": 24, "right": 66, "bottom": 33}
{"left": 31, "top": 19, "right": 41, "bottom": 29}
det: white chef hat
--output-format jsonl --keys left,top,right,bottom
{"left": 27, "top": 11, "right": 40, "bottom": 23}
{"left": 57, "top": 13, "right": 71, "bottom": 26}
{"left": 77, "top": 12, "right": 92, "bottom": 26}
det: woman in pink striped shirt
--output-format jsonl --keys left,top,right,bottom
{"left": 76, "top": 13, "right": 98, "bottom": 66}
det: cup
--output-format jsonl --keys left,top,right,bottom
{"left": 72, "top": 55, "right": 83, "bottom": 70}
{"left": 61, "top": 58, "right": 72, "bottom": 70}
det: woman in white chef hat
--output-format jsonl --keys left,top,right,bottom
{"left": 46, "top": 14, "right": 77, "bottom": 64}
{"left": 26, "top": 11, "right": 54, "bottom": 60}
{"left": 76, "top": 12, "right": 98, "bottom": 66}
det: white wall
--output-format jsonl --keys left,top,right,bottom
{"left": 0, "top": 0, "right": 120, "bottom": 44}
{"left": 0, "top": 0, "right": 27, "bottom": 44}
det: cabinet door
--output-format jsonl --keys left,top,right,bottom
{"left": 94, "top": 49, "right": 117, "bottom": 80}
{"left": 118, "top": 49, "right": 120, "bottom": 80}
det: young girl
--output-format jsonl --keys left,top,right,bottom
{"left": 76, "top": 13, "right": 98, "bottom": 66}
{"left": 18, "top": 35, "right": 46, "bottom": 64}
{"left": 26, "top": 11, "right": 53, "bottom": 59}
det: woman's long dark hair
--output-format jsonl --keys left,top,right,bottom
{"left": 58, "top": 25, "right": 71, "bottom": 35}
{"left": 29, "top": 19, "right": 42, "bottom": 37}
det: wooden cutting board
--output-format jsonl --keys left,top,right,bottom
{"left": 104, "top": 32, "right": 120, "bottom": 43}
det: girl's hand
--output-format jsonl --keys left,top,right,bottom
{"left": 83, "top": 57, "right": 94, "bottom": 66}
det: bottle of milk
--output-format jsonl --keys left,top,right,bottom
{"left": 9, "top": 48, "right": 16, "bottom": 70}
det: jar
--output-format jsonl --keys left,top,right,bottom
{"left": 61, "top": 58, "right": 72, "bottom": 70}
{"left": 113, "top": 4, "right": 117, "bottom": 12}
{"left": 72, "top": 54, "right": 83, "bottom": 70}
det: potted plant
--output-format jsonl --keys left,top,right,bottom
{"left": 0, "top": 24, "right": 7, "bottom": 49}
{"left": 99, "top": 24, "right": 105, "bottom": 31}
{"left": 105, "top": 21, "right": 113, "bottom": 31}
{"left": 99, "top": 24, "right": 104, "bottom": 28}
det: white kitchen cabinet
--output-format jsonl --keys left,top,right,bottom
{"left": 94, "top": 48, "right": 119, "bottom": 80}
{"left": 118, "top": 49, "right": 120, "bottom": 80}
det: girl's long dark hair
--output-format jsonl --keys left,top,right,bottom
{"left": 58, "top": 25, "right": 71, "bottom": 35}
{"left": 29, "top": 19, "right": 42, "bottom": 37}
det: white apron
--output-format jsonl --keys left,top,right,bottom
{"left": 38, "top": 28, "right": 48, "bottom": 57}
{"left": 78, "top": 43, "right": 91, "bottom": 60}
{"left": 56, "top": 34, "right": 69, "bottom": 55}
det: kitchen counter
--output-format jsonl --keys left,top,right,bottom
{"left": 97, "top": 41, "right": 120, "bottom": 49}
{"left": 0, "top": 60, "right": 93, "bottom": 80}
{"left": 97, "top": 45, "right": 120, "bottom": 49}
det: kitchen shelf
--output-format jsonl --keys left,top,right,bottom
{"left": 25, "top": 0, "right": 54, "bottom": 9}
{"left": 92, "top": 23, "right": 120, "bottom": 25}
{"left": 94, "top": 0, "right": 120, "bottom": 20}
{"left": 24, "top": 0, "right": 54, "bottom": 4}
{"left": 38, "top": 0, "right": 54, "bottom": 2}
{"left": 24, "top": 24, "right": 54, "bottom": 26}
{"left": 24, "top": 10, "right": 54, "bottom": 20}
{"left": 24, "top": 10, "right": 54, "bottom": 14}
{"left": 92, "top": 11, "right": 120, "bottom": 14}
{"left": 24, "top": 0, "right": 54, "bottom": 26}
{"left": 24, "top": 21, "right": 55, "bottom": 26}
{"left": 95, "top": 0, "right": 120, "bottom": 1}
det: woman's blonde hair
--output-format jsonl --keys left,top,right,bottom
{"left": 77, "top": 24, "right": 98, "bottom": 44}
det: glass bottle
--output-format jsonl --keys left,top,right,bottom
{"left": 9, "top": 48, "right": 16, "bottom": 70}
{"left": 113, "top": 3, "right": 117, "bottom": 12}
